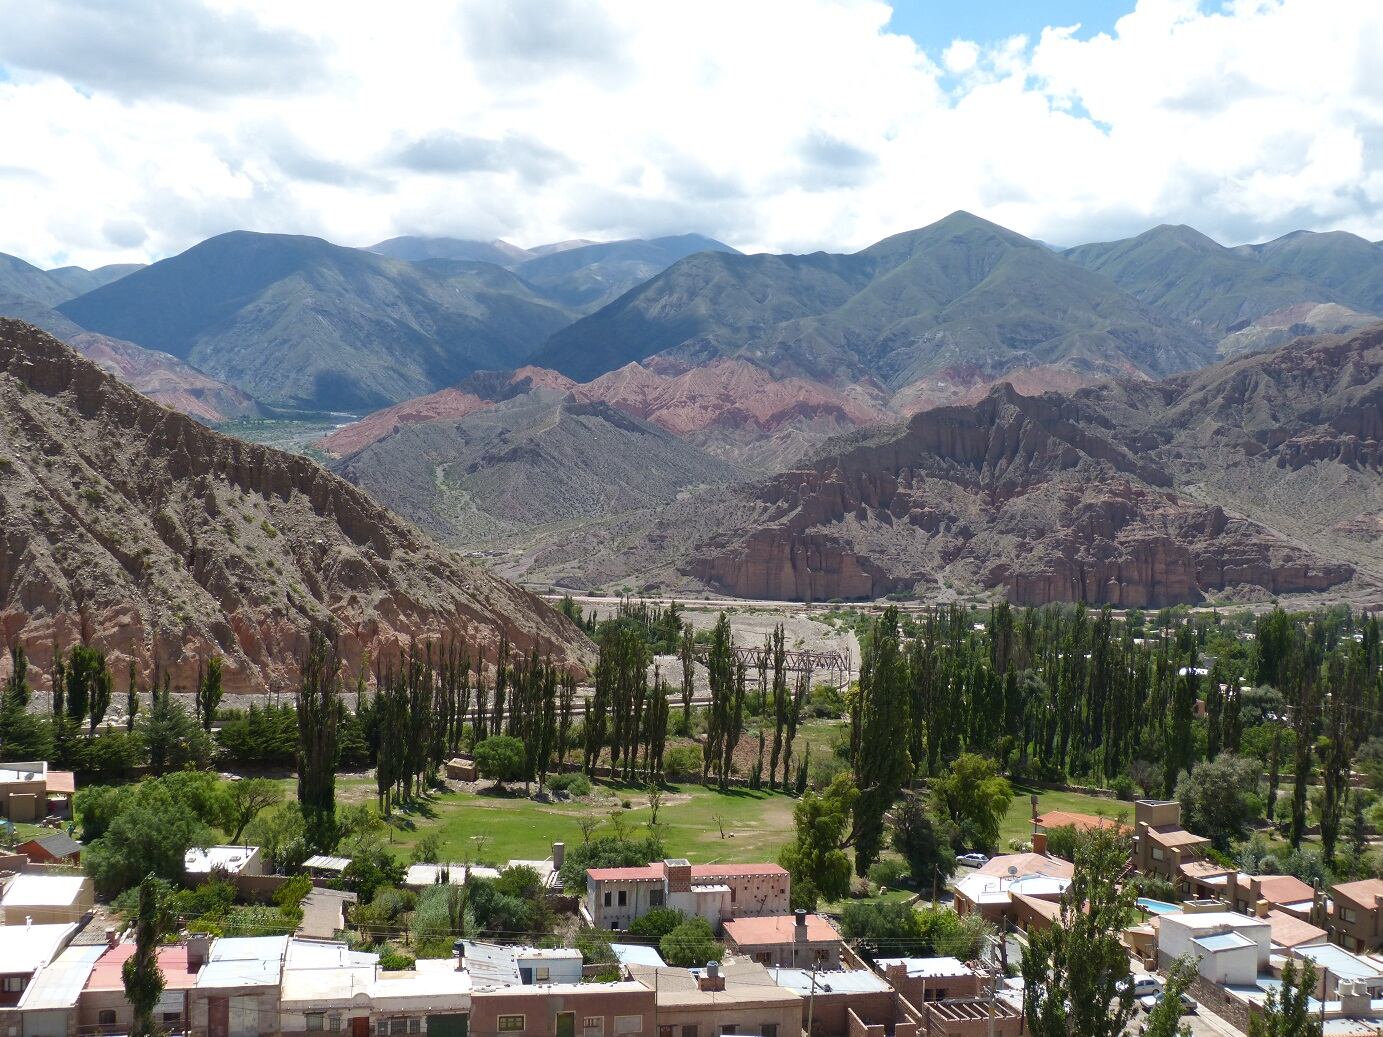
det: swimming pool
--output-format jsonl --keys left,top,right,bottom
{"left": 1136, "top": 897, "right": 1179, "bottom": 915}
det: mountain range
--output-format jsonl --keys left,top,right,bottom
{"left": 0, "top": 318, "right": 590, "bottom": 694}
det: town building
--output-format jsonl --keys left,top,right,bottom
{"left": 919, "top": 997, "right": 1023, "bottom": 1037}
{"left": 770, "top": 966, "right": 920, "bottom": 1037}
{"left": 189, "top": 934, "right": 288, "bottom": 1037}
{"left": 0, "top": 922, "right": 78, "bottom": 1007}
{"left": 1156, "top": 909, "right": 1272, "bottom": 985}
{"left": 585, "top": 859, "right": 789, "bottom": 932}
{"left": 277, "top": 938, "right": 381, "bottom": 1035}
{"left": 874, "top": 958, "right": 984, "bottom": 1005}
{"left": 80, "top": 941, "right": 199, "bottom": 1036}
{"left": 403, "top": 864, "right": 500, "bottom": 890}
{"left": 721, "top": 910, "right": 842, "bottom": 969}
{"left": 626, "top": 958, "right": 801, "bottom": 1037}
{"left": 1328, "top": 879, "right": 1383, "bottom": 952}
{"left": 461, "top": 943, "right": 584, "bottom": 987}
{"left": 15, "top": 832, "right": 81, "bottom": 865}
{"left": 470, "top": 981, "right": 654, "bottom": 1037}
{"left": 0, "top": 764, "right": 73, "bottom": 823}
{"left": 0, "top": 874, "right": 94, "bottom": 925}
{"left": 184, "top": 846, "right": 265, "bottom": 878}
{"left": 16, "top": 942, "right": 106, "bottom": 1037}
{"left": 302, "top": 855, "right": 352, "bottom": 880}
{"left": 1131, "top": 801, "right": 1212, "bottom": 888}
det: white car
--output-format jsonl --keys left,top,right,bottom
{"left": 1139, "top": 991, "right": 1197, "bottom": 1015}
{"left": 956, "top": 852, "right": 988, "bottom": 868}
{"left": 1119, "top": 976, "right": 1162, "bottom": 999}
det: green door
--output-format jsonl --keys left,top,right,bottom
{"left": 427, "top": 1015, "right": 468, "bottom": 1037}
{"left": 557, "top": 1013, "right": 576, "bottom": 1037}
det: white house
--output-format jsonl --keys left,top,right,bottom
{"left": 1158, "top": 910, "right": 1271, "bottom": 985}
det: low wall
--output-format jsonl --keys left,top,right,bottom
{"left": 1189, "top": 974, "right": 1253, "bottom": 1033}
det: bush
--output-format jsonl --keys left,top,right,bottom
{"left": 660, "top": 918, "right": 723, "bottom": 967}
{"left": 473, "top": 735, "right": 527, "bottom": 787}
{"left": 547, "top": 773, "right": 592, "bottom": 797}
{"left": 574, "top": 927, "right": 618, "bottom": 965}
{"left": 378, "top": 950, "right": 415, "bottom": 971}
{"left": 1110, "top": 775, "right": 1137, "bottom": 801}
{"left": 662, "top": 746, "right": 702, "bottom": 777}
{"left": 868, "top": 858, "right": 909, "bottom": 890}
{"left": 628, "top": 908, "right": 685, "bottom": 941}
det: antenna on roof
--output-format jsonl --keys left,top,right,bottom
{"left": 1007, "top": 866, "right": 1018, "bottom": 877}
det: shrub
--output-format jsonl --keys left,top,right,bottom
{"left": 628, "top": 908, "right": 685, "bottom": 941}
{"left": 663, "top": 746, "right": 702, "bottom": 776}
{"left": 547, "top": 773, "right": 592, "bottom": 797}
{"left": 660, "top": 918, "right": 723, "bottom": 967}
{"left": 868, "top": 858, "right": 908, "bottom": 890}
{"left": 574, "top": 927, "right": 617, "bottom": 965}
{"left": 1110, "top": 775, "right": 1137, "bottom": 801}
{"left": 378, "top": 950, "right": 415, "bottom": 971}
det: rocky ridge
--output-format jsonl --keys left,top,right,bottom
{"left": 0, "top": 319, "right": 591, "bottom": 694}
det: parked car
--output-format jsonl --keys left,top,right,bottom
{"left": 956, "top": 852, "right": 989, "bottom": 868}
{"left": 1119, "top": 976, "right": 1162, "bottom": 999}
{"left": 1139, "top": 991, "right": 1197, "bottom": 1015}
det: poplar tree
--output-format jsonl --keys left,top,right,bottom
{"left": 852, "top": 607, "right": 913, "bottom": 874}
{"left": 296, "top": 630, "right": 341, "bottom": 852}
{"left": 123, "top": 876, "right": 167, "bottom": 1037}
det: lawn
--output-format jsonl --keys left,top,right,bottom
{"left": 998, "top": 785, "right": 1135, "bottom": 848}
{"left": 373, "top": 778, "right": 800, "bottom": 867}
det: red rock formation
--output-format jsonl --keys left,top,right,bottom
{"left": 0, "top": 319, "right": 592, "bottom": 694}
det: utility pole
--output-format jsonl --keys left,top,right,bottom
{"left": 806, "top": 963, "right": 818, "bottom": 1037}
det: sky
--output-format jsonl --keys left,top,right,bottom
{"left": 0, "top": 0, "right": 1380, "bottom": 268}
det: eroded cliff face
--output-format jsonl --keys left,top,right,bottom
{"left": 0, "top": 319, "right": 593, "bottom": 693}
{"left": 684, "top": 325, "right": 1383, "bottom": 605}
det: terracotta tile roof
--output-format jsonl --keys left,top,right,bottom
{"left": 1035, "top": 811, "right": 1130, "bottom": 833}
{"left": 586, "top": 866, "right": 662, "bottom": 882}
{"left": 1012, "top": 892, "right": 1063, "bottom": 922}
{"left": 691, "top": 864, "right": 787, "bottom": 878}
{"left": 723, "top": 914, "right": 839, "bottom": 947}
{"left": 1265, "top": 910, "right": 1328, "bottom": 949}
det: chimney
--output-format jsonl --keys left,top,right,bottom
{"left": 187, "top": 934, "right": 210, "bottom": 971}
{"left": 105, "top": 927, "right": 118, "bottom": 948}
{"left": 1029, "top": 795, "right": 1039, "bottom": 820}
{"left": 1340, "top": 979, "right": 1372, "bottom": 1017}
{"left": 664, "top": 859, "right": 692, "bottom": 894}
{"left": 795, "top": 908, "right": 808, "bottom": 942}
{"left": 698, "top": 961, "right": 725, "bottom": 992}
{"left": 551, "top": 843, "right": 565, "bottom": 871}
{"left": 1032, "top": 832, "right": 1048, "bottom": 856}
{"left": 1255, "top": 900, "right": 1269, "bottom": 919}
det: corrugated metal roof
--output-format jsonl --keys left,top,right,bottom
{"left": 612, "top": 944, "right": 666, "bottom": 967}
{"left": 197, "top": 936, "right": 289, "bottom": 989}
{"left": 0, "top": 922, "right": 76, "bottom": 974}
{"left": 17, "top": 944, "right": 106, "bottom": 1010}
{"left": 771, "top": 967, "right": 890, "bottom": 994}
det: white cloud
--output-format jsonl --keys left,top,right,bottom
{"left": 0, "top": 0, "right": 1380, "bottom": 268}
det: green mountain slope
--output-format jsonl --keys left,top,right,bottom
{"left": 58, "top": 232, "right": 574, "bottom": 411}
{"left": 1233, "top": 230, "right": 1383, "bottom": 315}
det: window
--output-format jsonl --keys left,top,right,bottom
{"left": 535, "top": 966, "right": 550, "bottom": 982}
{"left": 1, "top": 977, "right": 23, "bottom": 992}
{"left": 649, "top": 888, "right": 664, "bottom": 907}
{"left": 613, "top": 1017, "right": 641, "bottom": 1036}
{"left": 681, "top": 1027, "right": 698, "bottom": 1037}
{"left": 617, "top": 890, "right": 627, "bottom": 907}
{"left": 659, "top": 1028, "right": 675, "bottom": 1037}
{"left": 721, "top": 1027, "right": 737, "bottom": 1036}
{"left": 583, "top": 1017, "right": 604, "bottom": 1037}
{"left": 328, "top": 1017, "right": 342, "bottom": 1032}
{"left": 1343, "top": 907, "right": 1358, "bottom": 923}
{"left": 308, "top": 1015, "right": 325, "bottom": 1032}
{"left": 499, "top": 1016, "right": 525, "bottom": 1033}
{"left": 162, "top": 1013, "right": 181, "bottom": 1027}
{"left": 604, "top": 891, "right": 612, "bottom": 907}
{"left": 98, "top": 1011, "right": 117, "bottom": 1027}
{"left": 761, "top": 1026, "right": 778, "bottom": 1037}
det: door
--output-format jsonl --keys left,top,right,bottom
{"left": 557, "top": 1013, "right": 576, "bottom": 1037}
{"left": 208, "top": 997, "right": 229, "bottom": 1037}
{"left": 352, "top": 1019, "right": 371, "bottom": 1037}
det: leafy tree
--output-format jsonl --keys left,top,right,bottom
{"left": 123, "top": 876, "right": 170, "bottom": 1037}
{"left": 891, "top": 797, "right": 957, "bottom": 888}
{"left": 930, "top": 753, "right": 1013, "bottom": 851}
{"left": 1174, "top": 755, "right": 1263, "bottom": 851}
{"left": 628, "top": 907, "right": 685, "bottom": 941}
{"left": 660, "top": 917, "right": 723, "bottom": 967}
{"left": 138, "top": 684, "right": 212, "bottom": 774}
{"left": 1145, "top": 956, "right": 1197, "bottom": 1037}
{"left": 220, "top": 778, "right": 284, "bottom": 842}
{"left": 340, "top": 843, "right": 406, "bottom": 901}
{"left": 841, "top": 899, "right": 925, "bottom": 954}
{"left": 1021, "top": 827, "right": 1137, "bottom": 1037}
{"left": 473, "top": 735, "right": 527, "bottom": 789}
{"left": 84, "top": 784, "right": 214, "bottom": 895}
{"left": 559, "top": 834, "right": 664, "bottom": 889}
{"left": 778, "top": 774, "right": 857, "bottom": 909}
{"left": 1249, "top": 959, "right": 1320, "bottom": 1037}
{"left": 245, "top": 802, "right": 309, "bottom": 873}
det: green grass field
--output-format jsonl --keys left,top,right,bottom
{"left": 998, "top": 785, "right": 1134, "bottom": 847}
{"left": 370, "top": 778, "right": 800, "bottom": 867}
